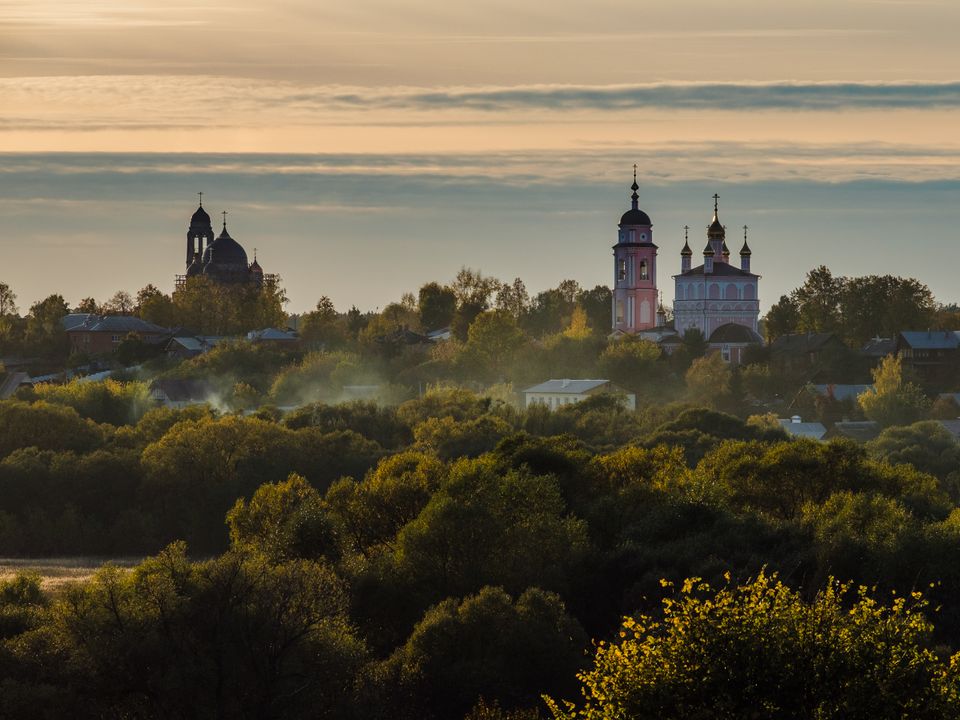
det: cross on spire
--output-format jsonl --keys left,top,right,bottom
{"left": 633, "top": 163, "right": 637, "bottom": 182}
{"left": 713, "top": 193, "right": 720, "bottom": 214}
{"left": 222, "top": 210, "right": 228, "bottom": 229}
{"left": 684, "top": 224, "right": 689, "bottom": 241}
{"left": 743, "top": 224, "right": 748, "bottom": 240}
{"left": 197, "top": 191, "right": 203, "bottom": 207}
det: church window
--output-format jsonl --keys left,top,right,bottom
{"left": 744, "top": 284, "right": 755, "bottom": 300}
{"left": 618, "top": 259, "right": 626, "bottom": 282}
{"left": 725, "top": 284, "right": 738, "bottom": 300}
{"left": 721, "top": 346, "right": 731, "bottom": 363}
{"left": 627, "top": 297, "right": 635, "bottom": 326}
{"left": 628, "top": 229, "right": 636, "bottom": 242}
{"left": 709, "top": 283, "right": 721, "bottom": 300}
{"left": 615, "top": 300, "right": 625, "bottom": 324}
{"left": 639, "top": 260, "right": 649, "bottom": 280}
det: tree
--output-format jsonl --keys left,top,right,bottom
{"left": 24, "top": 294, "right": 70, "bottom": 359}
{"left": 300, "top": 296, "right": 347, "bottom": 348}
{"left": 452, "top": 267, "right": 501, "bottom": 309}
{"left": 135, "top": 284, "right": 176, "bottom": 326}
{"left": 598, "top": 338, "right": 661, "bottom": 392}
{"left": 859, "top": 354, "right": 931, "bottom": 427}
{"left": 418, "top": 282, "right": 457, "bottom": 331}
{"left": 764, "top": 294, "right": 800, "bottom": 341}
{"left": 0, "top": 281, "right": 18, "bottom": 316}
{"left": 105, "top": 290, "right": 134, "bottom": 315}
{"left": 75, "top": 297, "right": 100, "bottom": 314}
{"left": 576, "top": 285, "right": 612, "bottom": 335}
{"left": 463, "top": 310, "right": 526, "bottom": 379}
{"left": 685, "top": 353, "right": 732, "bottom": 407}
{"left": 388, "top": 586, "right": 587, "bottom": 719}
{"left": 842, "top": 275, "right": 936, "bottom": 346}
{"left": 547, "top": 572, "right": 960, "bottom": 720}
{"left": 227, "top": 473, "right": 331, "bottom": 561}
{"left": 563, "top": 306, "right": 591, "bottom": 340}
{"left": 867, "top": 421, "right": 960, "bottom": 498}
{"left": 794, "top": 265, "right": 845, "bottom": 334}
{"left": 495, "top": 278, "right": 530, "bottom": 320}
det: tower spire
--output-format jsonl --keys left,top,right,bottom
{"left": 198, "top": 191, "right": 203, "bottom": 207}
{"left": 630, "top": 164, "right": 639, "bottom": 210}
{"left": 222, "top": 210, "right": 228, "bottom": 230}
{"left": 713, "top": 193, "right": 719, "bottom": 215}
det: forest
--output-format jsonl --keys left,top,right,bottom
{"left": 2, "top": 266, "right": 960, "bottom": 717}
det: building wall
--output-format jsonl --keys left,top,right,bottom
{"left": 612, "top": 225, "right": 658, "bottom": 334}
{"left": 673, "top": 277, "right": 760, "bottom": 337}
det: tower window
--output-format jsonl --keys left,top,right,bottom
{"left": 639, "top": 260, "right": 649, "bottom": 280}
{"left": 618, "top": 259, "right": 627, "bottom": 282}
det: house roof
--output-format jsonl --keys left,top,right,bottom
{"left": 898, "top": 331, "right": 960, "bottom": 350}
{"left": 809, "top": 384, "right": 873, "bottom": 402}
{"left": 938, "top": 420, "right": 960, "bottom": 439}
{"left": 779, "top": 419, "right": 827, "bottom": 440}
{"left": 524, "top": 379, "right": 611, "bottom": 395}
{"left": 770, "top": 332, "right": 842, "bottom": 355}
{"left": 825, "top": 421, "right": 881, "bottom": 442}
{"left": 675, "top": 262, "right": 758, "bottom": 279}
{"left": 861, "top": 337, "right": 896, "bottom": 358}
{"left": 708, "top": 323, "right": 764, "bottom": 345}
{"left": 247, "top": 327, "right": 298, "bottom": 342}
{"left": 0, "top": 371, "right": 30, "bottom": 400}
{"left": 64, "top": 314, "right": 170, "bottom": 335}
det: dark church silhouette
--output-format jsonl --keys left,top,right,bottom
{"left": 177, "top": 195, "right": 269, "bottom": 288}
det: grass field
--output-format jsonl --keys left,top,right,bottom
{"left": 0, "top": 557, "right": 142, "bottom": 592}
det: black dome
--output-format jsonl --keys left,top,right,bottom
{"left": 708, "top": 323, "right": 763, "bottom": 344}
{"left": 190, "top": 205, "right": 211, "bottom": 228}
{"left": 619, "top": 208, "right": 652, "bottom": 226}
{"left": 204, "top": 227, "right": 248, "bottom": 269}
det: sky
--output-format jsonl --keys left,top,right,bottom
{"left": 1, "top": 0, "right": 960, "bottom": 314}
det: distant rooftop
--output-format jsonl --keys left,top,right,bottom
{"left": 524, "top": 379, "right": 611, "bottom": 395}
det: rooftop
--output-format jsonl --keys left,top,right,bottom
{"left": 524, "top": 379, "right": 611, "bottom": 394}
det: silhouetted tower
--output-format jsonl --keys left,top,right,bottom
{"left": 612, "top": 166, "right": 659, "bottom": 333}
{"left": 186, "top": 192, "right": 214, "bottom": 269}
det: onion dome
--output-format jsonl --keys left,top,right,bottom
{"left": 740, "top": 225, "right": 752, "bottom": 255}
{"left": 249, "top": 249, "right": 263, "bottom": 275}
{"left": 681, "top": 239, "right": 693, "bottom": 257}
{"left": 204, "top": 217, "right": 248, "bottom": 272}
{"left": 703, "top": 241, "right": 715, "bottom": 256}
{"left": 707, "top": 193, "right": 725, "bottom": 239}
{"left": 190, "top": 205, "right": 211, "bottom": 227}
{"left": 721, "top": 241, "right": 730, "bottom": 259}
{"left": 619, "top": 168, "right": 652, "bottom": 226}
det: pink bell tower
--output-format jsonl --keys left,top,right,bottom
{"left": 611, "top": 166, "right": 658, "bottom": 333}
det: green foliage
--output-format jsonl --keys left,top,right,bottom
{"left": 414, "top": 414, "right": 514, "bottom": 460}
{"left": 418, "top": 282, "right": 457, "bottom": 331}
{"left": 394, "top": 457, "right": 589, "bottom": 600}
{"left": 388, "top": 586, "right": 586, "bottom": 719}
{"left": 598, "top": 338, "right": 661, "bottom": 392}
{"left": 685, "top": 353, "right": 731, "bottom": 407}
{"left": 0, "top": 401, "right": 103, "bottom": 459}
{"left": 868, "top": 421, "right": 960, "bottom": 496}
{"left": 171, "top": 274, "right": 287, "bottom": 335}
{"left": 859, "top": 354, "right": 931, "bottom": 427}
{"left": 547, "top": 572, "right": 960, "bottom": 720}
{"left": 32, "top": 378, "right": 151, "bottom": 426}
{"left": 227, "top": 473, "right": 332, "bottom": 561}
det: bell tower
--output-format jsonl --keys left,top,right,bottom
{"left": 186, "top": 192, "right": 214, "bottom": 270}
{"left": 611, "top": 167, "right": 658, "bottom": 333}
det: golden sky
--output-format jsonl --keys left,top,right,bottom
{"left": 2, "top": 0, "right": 960, "bottom": 312}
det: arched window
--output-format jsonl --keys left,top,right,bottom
{"left": 743, "top": 284, "right": 755, "bottom": 300}
{"left": 725, "top": 283, "right": 738, "bottom": 300}
{"left": 709, "top": 283, "right": 721, "bottom": 300}
{"left": 639, "top": 260, "right": 649, "bottom": 280}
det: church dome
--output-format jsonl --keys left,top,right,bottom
{"left": 204, "top": 226, "right": 248, "bottom": 270}
{"left": 620, "top": 208, "right": 653, "bottom": 226}
{"left": 190, "top": 205, "right": 211, "bottom": 228}
{"left": 619, "top": 175, "right": 652, "bottom": 227}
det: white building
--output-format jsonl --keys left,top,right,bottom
{"left": 523, "top": 379, "right": 636, "bottom": 411}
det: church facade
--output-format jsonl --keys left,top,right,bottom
{"left": 672, "top": 195, "right": 760, "bottom": 339}
{"left": 609, "top": 178, "right": 762, "bottom": 351}
{"left": 176, "top": 198, "right": 269, "bottom": 288}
